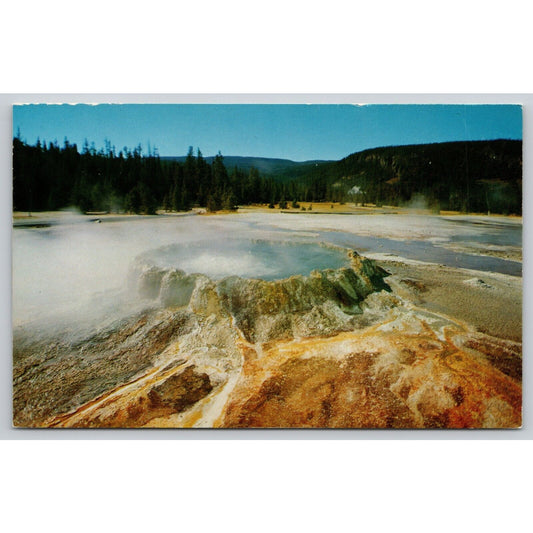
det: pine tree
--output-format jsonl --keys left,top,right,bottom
{"left": 125, "top": 186, "right": 141, "bottom": 214}
{"left": 206, "top": 194, "right": 219, "bottom": 212}
{"left": 222, "top": 190, "right": 237, "bottom": 211}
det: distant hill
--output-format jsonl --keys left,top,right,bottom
{"left": 283, "top": 139, "right": 522, "bottom": 214}
{"left": 161, "top": 155, "right": 332, "bottom": 177}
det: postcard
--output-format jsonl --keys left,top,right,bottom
{"left": 12, "top": 103, "right": 522, "bottom": 428}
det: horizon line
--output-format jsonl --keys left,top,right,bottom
{"left": 14, "top": 135, "right": 522, "bottom": 163}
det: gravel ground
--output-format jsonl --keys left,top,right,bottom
{"left": 372, "top": 256, "right": 522, "bottom": 342}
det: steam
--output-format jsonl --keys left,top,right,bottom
{"left": 137, "top": 240, "right": 349, "bottom": 281}
{"left": 402, "top": 193, "right": 430, "bottom": 212}
{"left": 13, "top": 217, "right": 195, "bottom": 329}
{"left": 12, "top": 216, "right": 348, "bottom": 334}
{"left": 12, "top": 211, "right": 521, "bottom": 338}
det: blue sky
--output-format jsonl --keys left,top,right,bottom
{"left": 13, "top": 104, "right": 522, "bottom": 161}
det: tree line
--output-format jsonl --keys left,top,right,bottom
{"left": 12, "top": 136, "right": 304, "bottom": 214}
{"left": 13, "top": 136, "right": 522, "bottom": 215}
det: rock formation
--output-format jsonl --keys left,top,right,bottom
{"left": 13, "top": 248, "right": 522, "bottom": 429}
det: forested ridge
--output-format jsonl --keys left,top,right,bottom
{"left": 13, "top": 136, "right": 522, "bottom": 215}
{"left": 293, "top": 139, "right": 522, "bottom": 214}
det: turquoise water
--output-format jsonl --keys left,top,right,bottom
{"left": 141, "top": 240, "right": 351, "bottom": 280}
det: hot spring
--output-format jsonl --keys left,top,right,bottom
{"left": 135, "top": 239, "right": 352, "bottom": 281}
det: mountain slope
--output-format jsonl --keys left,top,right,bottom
{"left": 161, "top": 155, "right": 332, "bottom": 176}
{"left": 286, "top": 139, "right": 522, "bottom": 213}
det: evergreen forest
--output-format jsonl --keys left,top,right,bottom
{"left": 12, "top": 136, "right": 522, "bottom": 215}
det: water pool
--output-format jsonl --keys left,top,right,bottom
{"left": 137, "top": 239, "right": 352, "bottom": 281}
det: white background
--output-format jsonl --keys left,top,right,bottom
{"left": 1, "top": 1, "right": 532, "bottom": 531}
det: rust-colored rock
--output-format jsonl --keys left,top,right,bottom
{"left": 13, "top": 251, "right": 522, "bottom": 429}
{"left": 147, "top": 366, "right": 213, "bottom": 412}
{"left": 218, "top": 319, "right": 522, "bottom": 429}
